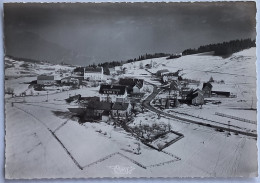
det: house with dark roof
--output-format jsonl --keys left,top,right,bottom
{"left": 186, "top": 89, "right": 204, "bottom": 105}
{"left": 37, "top": 75, "right": 55, "bottom": 85}
{"left": 84, "top": 101, "right": 112, "bottom": 121}
{"left": 119, "top": 78, "right": 144, "bottom": 93}
{"left": 111, "top": 102, "right": 131, "bottom": 118}
{"left": 156, "top": 69, "right": 170, "bottom": 77}
{"left": 211, "top": 91, "right": 231, "bottom": 97}
{"left": 99, "top": 84, "right": 128, "bottom": 102}
{"left": 68, "top": 100, "right": 112, "bottom": 122}
{"left": 202, "top": 82, "right": 213, "bottom": 98}
{"left": 84, "top": 67, "right": 103, "bottom": 81}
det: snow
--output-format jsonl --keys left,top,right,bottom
{"left": 4, "top": 48, "right": 257, "bottom": 178}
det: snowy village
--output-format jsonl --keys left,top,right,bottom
{"left": 5, "top": 40, "right": 257, "bottom": 178}
{"left": 4, "top": 2, "right": 257, "bottom": 179}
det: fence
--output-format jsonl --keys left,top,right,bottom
{"left": 215, "top": 112, "right": 256, "bottom": 125}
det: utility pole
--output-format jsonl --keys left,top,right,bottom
{"left": 228, "top": 121, "right": 231, "bottom": 136}
{"left": 46, "top": 91, "right": 49, "bottom": 102}
{"left": 251, "top": 97, "right": 254, "bottom": 109}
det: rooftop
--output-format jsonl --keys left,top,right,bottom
{"left": 112, "top": 102, "right": 130, "bottom": 111}
{"left": 37, "top": 75, "right": 54, "bottom": 80}
{"left": 202, "top": 82, "right": 213, "bottom": 89}
{"left": 119, "top": 78, "right": 144, "bottom": 89}
{"left": 85, "top": 67, "right": 103, "bottom": 73}
{"left": 99, "top": 84, "right": 126, "bottom": 95}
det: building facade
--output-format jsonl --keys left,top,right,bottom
{"left": 37, "top": 75, "right": 55, "bottom": 85}
{"left": 99, "top": 84, "right": 128, "bottom": 103}
{"left": 84, "top": 67, "right": 103, "bottom": 81}
{"left": 111, "top": 102, "right": 131, "bottom": 118}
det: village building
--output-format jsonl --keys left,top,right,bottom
{"left": 61, "top": 76, "right": 71, "bottom": 84}
{"left": 180, "top": 88, "right": 192, "bottom": 99}
{"left": 156, "top": 69, "right": 170, "bottom": 77}
{"left": 115, "top": 66, "right": 122, "bottom": 72}
{"left": 108, "top": 68, "right": 116, "bottom": 75}
{"left": 119, "top": 78, "right": 144, "bottom": 94}
{"left": 169, "top": 80, "right": 180, "bottom": 91}
{"left": 154, "top": 97, "right": 179, "bottom": 109}
{"left": 85, "top": 101, "right": 112, "bottom": 118}
{"left": 111, "top": 102, "right": 131, "bottom": 118}
{"left": 61, "top": 77, "right": 80, "bottom": 86}
{"left": 70, "top": 78, "right": 79, "bottom": 85}
{"left": 37, "top": 75, "right": 55, "bottom": 85}
{"left": 84, "top": 67, "right": 103, "bottom": 81}
{"left": 202, "top": 82, "right": 213, "bottom": 98}
{"left": 101, "top": 111, "right": 110, "bottom": 122}
{"left": 99, "top": 84, "right": 128, "bottom": 103}
{"left": 211, "top": 91, "right": 231, "bottom": 97}
{"left": 162, "top": 72, "right": 180, "bottom": 82}
{"left": 186, "top": 89, "right": 204, "bottom": 105}
{"left": 78, "top": 96, "right": 100, "bottom": 106}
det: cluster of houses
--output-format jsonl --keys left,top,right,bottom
{"left": 152, "top": 68, "right": 231, "bottom": 108}
{"left": 36, "top": 64, "right": 232, "bottom": 122}
{"left": 68, "top": 78, "right": 145, "bottom": 122}
{"left": 36, "top": 66, "right": 104, "bottom": 87}
{"left": 177, "top": 82, "right": 213, "bottom": 106}
{"left": 156, "top": 76, "right": 232, "bottom": 108}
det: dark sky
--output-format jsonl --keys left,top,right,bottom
{"left": 4, "top": 2, "right": 256, "bottom": 66}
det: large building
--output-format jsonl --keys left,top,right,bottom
{"left": 99, "top": 84, "right": 128, "bottom": 103}
{"left": 119, "top": 78, "right": 144, "bottom": 93}
{"left": 37, "top": 75, "right": 55, "bottom": 85}
{"left": 84, "top": 67, "right": 103, "bottom": 81}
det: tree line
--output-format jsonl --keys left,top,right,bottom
{"left": 126, "top": 53, "right": 172, "bottom": 63}
{"left": 182, "top": 38, "right": 255, "bottom": 56}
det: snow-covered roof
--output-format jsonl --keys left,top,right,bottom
{"left": 85, "top": 67, "right": 103, "bottom": 73}
{"left": 99, "top": 84, "right": 126, "bottom": 95}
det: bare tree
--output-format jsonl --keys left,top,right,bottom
{"left": 135, "top": 142, "right": 141, "bottom": 155}
{"left": 167, "top": 123, "right": 172, "bottom": 131}
{"left": 6, "top": 87, "right": 14, "bottom": 94}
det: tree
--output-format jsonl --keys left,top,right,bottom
{"left": 6, "top": 87, "right": 14, "bottom": 94}
{"left": 103, "top": 67, "right": 110, "bottom": 75}
{"left": 167, "top": 123, "right": 172, "bottom": 131}
{"left": 209, "top": 76, "right": 214, "bottom": 82}
{"left": 139, "top": 62, "right": 144, "bottom": 69}
{"left": 30, "top": 90, "right": 34, "bottom": 96}
{"left": 135, "top": 142, "right": 141, "bottom": 155}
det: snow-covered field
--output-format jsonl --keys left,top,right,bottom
{"left": 5, "top": 48, "right": 257, "bottom": 178}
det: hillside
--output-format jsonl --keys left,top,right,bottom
{"left": 122, "top": 47, "right": 256, "bottom": 109}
